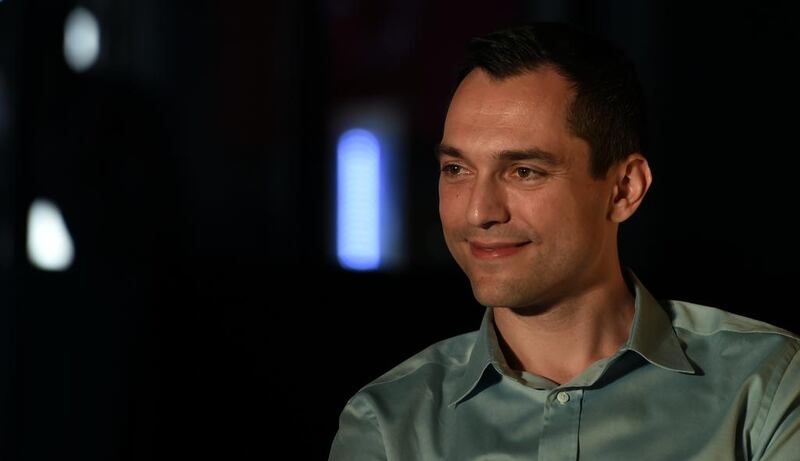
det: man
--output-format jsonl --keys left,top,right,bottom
{"left": 329, "top": 23, "right": 800, "bottom": 460}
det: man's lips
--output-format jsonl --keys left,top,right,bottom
{"left": 469, "top": 241, "right": 531, "bottom": 259}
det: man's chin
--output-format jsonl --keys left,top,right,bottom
{"left": 470, "top": 281, "right": 518, "bottom": 308}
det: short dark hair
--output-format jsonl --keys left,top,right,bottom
{"left": 457, "top": 22, "right": 646, "bottom": 179}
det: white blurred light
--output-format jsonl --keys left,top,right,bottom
{"left": 27, "top": 199, "right": 75, "bottom": 271}
{"left": 337, "top": 129, "right": 381, "bottom": 271}
{"left": 63, "top": 7, "right": 100, "bottom": 73}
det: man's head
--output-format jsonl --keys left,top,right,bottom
{"left": 438, "top": 23, "right": 652, "bottom": 310}
{"left": 456, "top": 22, "right": 646, "bottom": 180}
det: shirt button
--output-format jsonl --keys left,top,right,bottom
{"left": 556, "top": 391, "right": 570, "bottom": 405}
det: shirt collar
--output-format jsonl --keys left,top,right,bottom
{"left": 622, "top": 268, "right": 695, "bottom": 374}
{"left": 447, "top": 267, "right": 694, "bottom": 407}
{"left": 447, "top": 306, "right": 497, "bottom": 408}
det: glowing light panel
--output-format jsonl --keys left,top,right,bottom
{"left": 337, "top": 129, "right": 381, "bottom": 271}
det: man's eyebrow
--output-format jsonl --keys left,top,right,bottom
{"left": 434, "top": 143, "right": 463, "bottom": 160}
{"left": 494, "top": 149, "right": 562, "bottom": 166}
{"left": 435, "top": 143, "right": 562, "bottom": 166}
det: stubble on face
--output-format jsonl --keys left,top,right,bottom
{"left": 459, "top": 226, "right": 587, "bottom": 313}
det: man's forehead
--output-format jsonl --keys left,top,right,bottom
{"left": 446, "top": 69, "right": 572, "bottom": 131}
{"left": 451, "top": 68, "right": 572, "bottom": 108}
{"left": 446, "top": 96, "right": 540, "bottom": 128}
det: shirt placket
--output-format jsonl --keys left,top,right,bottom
{"left": 537, "top": 388, "right": 583, "bottom": 461}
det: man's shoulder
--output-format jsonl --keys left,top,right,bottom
{"left": 663, "top": 299, "right": 799, "bottom": 366}
{"left": 664, "top": 299, "right": 799, "bottom": 341}
{"left": 347, "top": 329, "right": 479, "bottom": 405}
{"left": 371, "top": 330, "right": 477, "bottom": 387}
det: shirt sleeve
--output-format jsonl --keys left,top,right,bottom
{"left": 329, "top": 393, "right": 388, "bottom": 461}
{"left": 754, "top": 344, "right": 800, "bottom": 461}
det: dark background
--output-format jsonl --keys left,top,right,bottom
{"left": 1, "top": 0, "right": 799, "bottom": 459}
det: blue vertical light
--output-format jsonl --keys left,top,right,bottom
{"left": 337, "top": 129, "right": 381, "bottom": 270}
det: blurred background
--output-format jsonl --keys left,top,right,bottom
{"left": 1, "top": 0, "right": 799, "bottom": 459}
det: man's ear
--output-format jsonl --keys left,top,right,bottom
{"left": 608, "top": 153, "right": 652, "bottom": 223}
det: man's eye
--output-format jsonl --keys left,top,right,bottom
{"left": 515, "top": 167, "right": 541, "bottom": 180}
{"left": 441, "top": 164, "right": 463, "bottom": 175}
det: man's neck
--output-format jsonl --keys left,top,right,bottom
{"left": 492, "top": 266, "right": 635, "bottom": 385}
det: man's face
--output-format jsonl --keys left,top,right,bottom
{"left": 438, "top": 67, "right": 616, "bottom": 309}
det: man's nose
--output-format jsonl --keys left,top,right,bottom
{"left": 466, "top": 177, "right": 510, "bottom": 229}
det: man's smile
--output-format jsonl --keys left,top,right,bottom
{"left": 468, "top": 240, "right": 531, "bottom": 259}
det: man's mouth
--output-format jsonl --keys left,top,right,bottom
{"left": 468, "top": 241, "right": 531, "bottom": 259}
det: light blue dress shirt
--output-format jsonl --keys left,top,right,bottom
{"left": 330, "top": 269, "right": 800, "bottom": 460}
